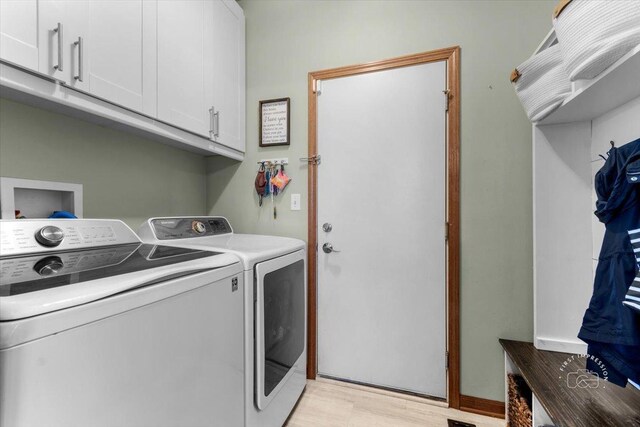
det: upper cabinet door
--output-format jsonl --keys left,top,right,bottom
{"left": 36, "top": 0, "right": 156, "bottom": 112}
{"left": 211, "top": 0, "right": 245, "bottom": 153}
{"left": 83, "top": 0, "right": 157, "bottom": 115}
{"left": 0, "top": 0, "right": 40, "bottom": 71}
{"left": 157, "top": 0, "right": 213, "bottom": 137}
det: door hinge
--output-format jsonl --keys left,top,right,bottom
{"left": 314, "top": 79, "right": 322, "bottom": 94}
{"left": 445, "top": 222, "right": 450, "bottom": 241}
{"left": 446, "top": 351, "right": 449, "bottom": 370}
{"left": 443, "top": 89, "right": 450, "bottom": 112}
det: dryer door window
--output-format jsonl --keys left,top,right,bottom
{"left": 255, "top": 250, "right": 306, "bottom": 410}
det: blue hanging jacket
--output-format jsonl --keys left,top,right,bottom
{"left": 625, "top": 226, "right": 640, "bottom": 313}
{"left": 579, "top": 138, "right": 640, "bottom": 387}
{"left": 625, "top": 157, "right": 640, "bottom": 313}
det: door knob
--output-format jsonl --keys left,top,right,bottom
{"left": 322, "top": 243, "right": 341, "bottom": 254}
{"left": 322, "top": 223, "right": 332, "bottom": 232}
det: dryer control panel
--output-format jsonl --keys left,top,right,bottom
{"left": 148, "top": 217, "right": 233, "bottom": 240}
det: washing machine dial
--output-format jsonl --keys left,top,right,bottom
{"left": 35, "top": 226, "right": 65, "bottom": 247}
{"left": 33, "top": 256, "right": 64, "bottom": 276}
{"left": 192, "top": 221, "right": 206, "bottom": 234}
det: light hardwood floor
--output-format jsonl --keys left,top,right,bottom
{"left": 285, "top": 380, "right": 506, "bottom": 427}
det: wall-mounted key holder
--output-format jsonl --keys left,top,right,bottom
{"left": 255, "top": 158, "right": 292, "bottom": 219}
{"left": 257, "top": 158, "right": 288, "bottom": 165}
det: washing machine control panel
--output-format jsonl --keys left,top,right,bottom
{"left": 0, "top": 219, "right": 140, "bottom": 257}
{"left": 150, "top": 217, "right": 233, "bottom": 240}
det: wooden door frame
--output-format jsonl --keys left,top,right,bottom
{"left": 306, "top": 46, "right": 462, "bottom": 408}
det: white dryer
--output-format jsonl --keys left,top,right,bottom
{"left": 138, "top": 216, "right": 307, "bottom": 427}
{"left": 0, "top": 219, "right": 244, "bottom": 427}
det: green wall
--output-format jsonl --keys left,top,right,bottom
{"left": 207, "top": 0, "right": 555, "bottom": 402}
{"left": 0, "top": 98, "right": 207, "bottom": 229}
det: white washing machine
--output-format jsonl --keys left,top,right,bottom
{"left": 0, "top": 219, "right": 245, "bottom": 427}
{"left": 138, "top": 216, "right": 307, "bottom": 427}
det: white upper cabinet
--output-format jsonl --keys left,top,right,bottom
{"left": 158, "top": 0, "right": 245, "bottom": 151}
{"left": 36, "top": 0, "right": 157, "bottom": 112}
{"left": 0, "top": 0, "right": 245, "bottom": 157}
{"left": 82, "top": 0, "right": 157, "bottom": 115}
{"left": 0, "top": 1, "right": 91, "bottom": 85}
{"left": 157, "top": 0, "right": 214, "bottom": 138}
{"left": 211, "top": 0, "right": 245, "bottom": 152}
{"left": 0, "top": 0, "right": 39, "bottom": 71}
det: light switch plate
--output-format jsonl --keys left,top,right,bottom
{"left": 291, "top": 194, "right": 301, "bottom": 211}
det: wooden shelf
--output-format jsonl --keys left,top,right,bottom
{"left": 538, "top": 44, "right": 640, "bottom": 125}
{"left": 500, "top": 339, "right": 640, "bottom": 427}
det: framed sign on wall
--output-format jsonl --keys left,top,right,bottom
{"left": 259, "top": 98, "right": 290, "bottom": 147}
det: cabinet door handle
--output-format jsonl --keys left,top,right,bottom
{"left": 73, "top": 37, "right": 83, "bottom": 81}
{"left": 209, "top": 106, "right": 215, "bottom": 138}
{"left": 53, "top": 23, "right": 63, "bottom": 71}
{"left": 214, "top": 110, "right": 220, "bottom": 138}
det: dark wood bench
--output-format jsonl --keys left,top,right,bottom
{"left": 500, "top": 339, "right": 640, "bottom": 426}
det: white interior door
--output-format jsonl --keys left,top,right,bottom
{"left": 316, "top": 61, "right": 447, "bottom": 398}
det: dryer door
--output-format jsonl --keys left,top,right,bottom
{"left": 255, "top": 249, "right": 306, "bottom": 410}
